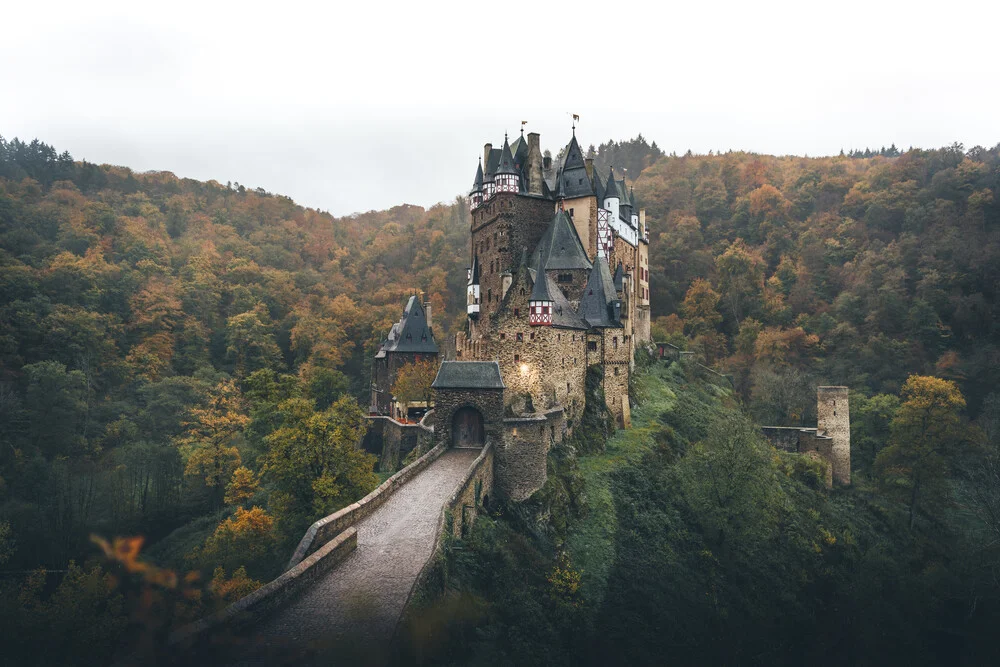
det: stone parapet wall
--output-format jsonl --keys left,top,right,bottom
{"left": 166, "top": 527, "right": 358, "bottom": 652}
{"left": 287, "top": 440, "right": 447, "bottom": 569}
{"left": 446, "top": 443, "right": 494, "bottom": 537}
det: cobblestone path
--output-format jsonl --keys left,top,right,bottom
{"left": 241, "top": 448, "right": 481, "bottom": 662}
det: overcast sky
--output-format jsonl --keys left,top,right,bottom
{"left": 3, "top": 0, "right": 997, "bottom": 216}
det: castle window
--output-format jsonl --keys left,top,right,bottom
{"left": 588, "top": 341, "right": 597, "bottom": 352}
{"left": 516, "top": 332, "right": 523, "bottom": 342}
{"left": 557, "top": 334, "right": 561, "bottom": 341}
{"left": 569, "top": 207, "right": 575, "bottom": 217}
{"left": 567, "top": 382, "right": 570, "bottom": 392}
{"left": 557, "top": 273, "right": 572, "bottom": 283}
{"left": 562, "top": 358, "right": 565, "bottom": 367}
{"left": 514, "top": 354, "right": 519, "bottom": 363}
{"left": 614, "top": 367, "right": 619, "bottom": 376}
{"left": 530, "top": 332, "right": 535, "bottom": 340}
{"left": 613, "top": 337, "right": 618, "bottom": 349}
{"left": 574, "top": 357, "right": 577, "bottom": 365}
{"left": 500, "top": 333, "right": 506, "bottom": 340}
{"left": 520, "top": 288, "right": 525, "bottom": 296}
{"left": 514, "top": 308, "right": 520, "bottom": 317}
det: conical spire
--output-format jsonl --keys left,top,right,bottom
{"left": 471, "top": 158, "right": 484, "bottom": 193}
{"left": 496, "top": 133, "right": 518, "bottom": 175}
{"left": 604, "top": 167, "right": 619, "bottom": 201}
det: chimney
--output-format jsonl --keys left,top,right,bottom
{"left": 526, "top": 132, "right": 543, "bottom": 195}
{"left": 639, "top": 209, "right": 646, "bottom": 237}
{"left": 483, "top": 143, "right": 493, "bottom": 168}
{"left": 584, "top": 157, "right": 594, "bottom": 181}
{"left": 424, "top": 301, "right": 433, "bottom": 331}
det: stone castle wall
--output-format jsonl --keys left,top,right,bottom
{"left": 489, "top": 281, "right": 587, "bottom": 422}
{"left": 433, "top": 387, "right": 504, "bottom": 449}
{"left": 471, "top": 193, "right": 554, "bottom": 335}
{"left": 585, "top": 329, "right": 632, "bottom": 427}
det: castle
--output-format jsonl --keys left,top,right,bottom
{"left": 456, "top": 128, "right": 652, "bottom": 426}
{"left": 370, "top": 125, "right": 652, "bottom": 501}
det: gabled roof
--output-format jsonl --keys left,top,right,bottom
{"left": 432, "top": 361, "right": 505, "bottom": 389}
{"left": 386, "top": 296, "right": 438, "bottom": 353}
{"left": 529, "top": 210, "right": 592, "bottom": 271}
{"left": 495, "top": 135, "right": 518, "bottom": 175}
{"left": 579, "top": 258, "right": 623, "bottom": 328}
{"left": 471, "top": 159, "right": 484, "bottom": 193}
{"left": 529, "top": 252, "right": 554, "bottom": 302}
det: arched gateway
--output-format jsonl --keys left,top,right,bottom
{"left": 431, "top": 361, "right": 505, "bottom": 450}
{"left": 452, "top": 406, "right": 485, "bottom": 447}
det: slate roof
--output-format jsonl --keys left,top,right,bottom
{"left": 529, "top": 211, "right": 593, "bottom": 271}
{"left": 556, "top": 135, "right": 593, "bottom": 198}
{"left": 613, "top": 262, "right": 625, "bottom": 292}
{"left": 604, "top": 168, "right": 619, "bottom": 200}
{"left": 511, "top": 134, "right": 529, "bottom": 168}
{"left": 579, "top": 257, "right": 623, "bottom": 328}
{"left": 432, "top": 361, "right": 505, "bottom": 389}
{"left": 471, "top": 159, "right": 484, "bottom": 193}
{"left": 484, "top": 148, "right": 501, "bottom": 178}
{"left": 594, "top": 168, "right": 605, "bottom": 201}
{"left": 383, "top": 296, "right": 438, "bottom": 354}
{"left": 529, "top": 252, "right": 554, "bottom": 302}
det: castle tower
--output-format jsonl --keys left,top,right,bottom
{"left": 817, "top": 386, "right": 850, "bottom": 485}
{"left": 528, "top": 253, "right": 554, "bottom": 326}
{"left": 470, "top": 158, "right": 484, "bottom": 211}
{"left": 494, "top": 134, "right": 520, "bottom": 194}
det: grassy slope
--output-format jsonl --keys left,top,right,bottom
{"left": 566, "top": 360, "right": 733, "bottom": 605}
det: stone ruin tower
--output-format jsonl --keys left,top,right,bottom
{"left": 817, "top": 386, "right": 850, "bottom": 486}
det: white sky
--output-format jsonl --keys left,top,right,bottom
{"left": 2, "top": 0, "right": 997, "bottom": 216}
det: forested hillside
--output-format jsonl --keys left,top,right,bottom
{"left": 634, "top": 143, "right": 999, "bottom": 435}
{"left": 405, "top": 359, "right": 999, "bottom": 666}
{"left": 0, "top": 135, "right": 476, "bottom": 663}
{"left": 1, "top": 132, "right": 999, "bottom": 665}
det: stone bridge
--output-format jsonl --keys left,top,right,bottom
{"left": 168, "top": 439, "right": 493, "bottom": 666}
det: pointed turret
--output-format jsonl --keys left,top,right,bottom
{"left": 613, "top": 261, "right": 625, "bottom": 293}
{"left": 557, "top": 134, "right": 594, "bottom": 199}
{"left": 494, "top": 134, "right": 520, "bottom": 194}
{"left": 604, "top": 168, "right": 620, "bottom": 204}
{"left": 528, "top": 252, "right": 554, "bottom": 326}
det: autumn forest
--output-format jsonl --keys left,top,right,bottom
{"left": 1, "top": 133, "right": 999, "bottom": 665}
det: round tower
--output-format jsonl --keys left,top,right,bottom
{"left": 817, "top": 386, "right": 850, "bottom": 485}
